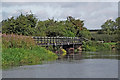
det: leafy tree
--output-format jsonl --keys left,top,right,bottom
{"left": 2, "top": 13, "right": 38, "bottom": 36}
{"left": 67, "top": 16, "right": 84, "bottom": 36}
{"left": 2, "top": 13, "right": 91, "bottom": 39}
{"left": 115, "top": 17, "right": 120, "bottom": 50}
{"left": 101, "top": 19, "right": 116, "bottom": 35}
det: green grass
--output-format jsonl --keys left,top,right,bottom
{"left": 82, "top": 41, "right": 112, "bottom": 51}
{"left": 2, "top": 34, "right": 58, "bottom": 69}
{"left": 104, "top": 42, "right": 117, "bottom": 45}
{"left": 2, "top": 46, "right": 58, "bottom": 69}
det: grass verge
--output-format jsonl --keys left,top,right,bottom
{"left": 2, "top": 46, "right": 58, "bottom": 69}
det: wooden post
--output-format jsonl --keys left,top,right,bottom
{"left": 50, "top": 37, "right": 51, "bottom": 44}
{"left": 44, "top": 37, "right": 45, "bottom": 45}
{"left": 47, "top": 37, "right": 49, "bottom": 45}
{"left": 40, "top": 37, "right": 41, "bottom": 44}
{"left": 37, "top": 37, "right": 39, "bottom": 45}
{"left": 53, "top": 37, "right": 54, "bottom": 45}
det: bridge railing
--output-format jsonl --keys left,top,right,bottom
{"left": 32, "top": 37, "right": 86, "bottom": 45}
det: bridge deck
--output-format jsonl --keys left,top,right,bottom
{"left": 32, "top": 37, "right": 87, "bottom": 46}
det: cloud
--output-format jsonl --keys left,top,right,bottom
{"left": 1, "top": 0, "right": 120, "bottom": 2}
{"left": 1, "top": 2, "right": 118, "bottom": 29}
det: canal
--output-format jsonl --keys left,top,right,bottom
{"left": 2, "top": 51, "right": 119, "bottom": 78}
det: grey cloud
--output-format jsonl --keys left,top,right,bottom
{"left": 2, "top": 2, "right": 118, "bottom": 29}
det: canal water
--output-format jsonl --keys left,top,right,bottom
{"left": 2, "top": 51, "right": 119, "bottom": 78}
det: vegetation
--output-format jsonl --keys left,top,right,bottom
{"left": 2, "top": 47, "right": 57, "bottom": 68}
{"left": 2, "top": 13, "right": 37, "bottom": 36}
{"left": 1, "top": 12, "right": 120, "bottom": 69}
{"left": 90, "top": 17, "right": 120, "bottom": 50}
{"left": 2, "top": 34, "right": 58, "bottom": 68}
{"left": 91, "top": 33, "right": 118, "bottom": 42}
{"left": 115, "top": 17, "right": 120, "bottom": 50}
{"left": 116, "top": 41, "right": 120, "bottom": 50}
{"left": 82, "top": 41, "right": 111, "bottom": 51}
{"left": 100, "top": 18, "right": 119, "bottom": 35}
{"left": 60, "top": 49, "right": 67, "bottom": 56}
{"left": 2, "top": 13, "right": 91, "bottom": 39}
{"left": 2, "top": 34, "right": 35, "bottom": 49}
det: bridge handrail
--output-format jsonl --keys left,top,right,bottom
{"left": 32, "top": 36, "right": 89, "bottom": 45}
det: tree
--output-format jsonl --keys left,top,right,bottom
{"left": 115, "top": 17, "right": 120, "bottom": 50}
{"left": 67, "top": 16, "right": 85, "bottom": 37}
{"left": 101, "top": 19, "right": 116, "bottom": 35}
{"left": 2, "top": 13, "right": 91, "bottom": 39}
{"left": 2, "top": 13, "right": 38, "bottom": 35}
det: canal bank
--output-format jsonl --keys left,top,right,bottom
{"left": 2, "top": 51, "right": 119, "bottom": 78}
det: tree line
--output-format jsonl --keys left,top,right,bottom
{"left": 98, "top": 18, "right": 120, "bottom": 35}
{"left": 1, "top": 13, "right": 91, "bottom": 39}
{"left": 91, "top": 17, "right": 120, "bottom": 42}
{"left": 1, "top": 12, "right": 120, "bottom": 42}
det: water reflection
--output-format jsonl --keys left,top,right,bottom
{"left": 60, "top": 50, "right": 120, "bottom": 60}
{"left": 82, "top": 51, "right": 119, "bottom": 60}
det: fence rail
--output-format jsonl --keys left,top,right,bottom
{"left": 32, "top": 37, "right": 87, "bottom": 46}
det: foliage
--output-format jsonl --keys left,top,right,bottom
{"left": 115, "top": 17, "right": 120, "bottom": 50}
{"left": 79, "top": 29, "right": 92, "bottom": 39}
{"left": 61, "top": 49, "right": 67, "bottom": 56}
{"left": 2, "top": 13, "right": 91, "bottom": 39}
{"left": 2, "top": 34, "right": 58, "bottom": 68}
{"left": 82, "top": 41, "right": 111, "bottom": 51}
{"left": 116, "top": 41, "right": 120, "bottom": 50}
{"left": 100, "top": 17, "right": 120, "bottom": 50}
{"left": 2, "top": 34, "right": 35, "bottom": 49}
{"left": 2, "top": 13, "right": 37, "bottom": 36}
{"left": 91, "top": 33, "right": 118, "bottom": 42}
{"left": 2, "top": 47, "right": 58, "bottom": 68}
{"left": 101, "top": 19, "right": 116, "bottom": 35}
{"left": 104, "top": 42, "right": 116, "bottom": 45}
{"left": 47, "top": 45, "right": 54, "bottom": 51}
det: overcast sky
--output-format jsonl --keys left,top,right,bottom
{"left": 1, "top": 2, "right": 118, "bottom": 29}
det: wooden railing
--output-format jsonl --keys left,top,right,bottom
{"left": 32, "top": 37, "right": 87, "bottom": 46}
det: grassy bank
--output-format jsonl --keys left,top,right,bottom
{"left": 82, "top": 41, "right": 112, "bottom": 51}
{"left": 2, "top": 34, "right": 58, "bottom": 68}
{"left": 2, "top": 47, "right": 58, "bottom": 68}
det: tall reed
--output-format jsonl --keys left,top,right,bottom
{"left": 2, "top": 33, "right": 35, "bottom": 49}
